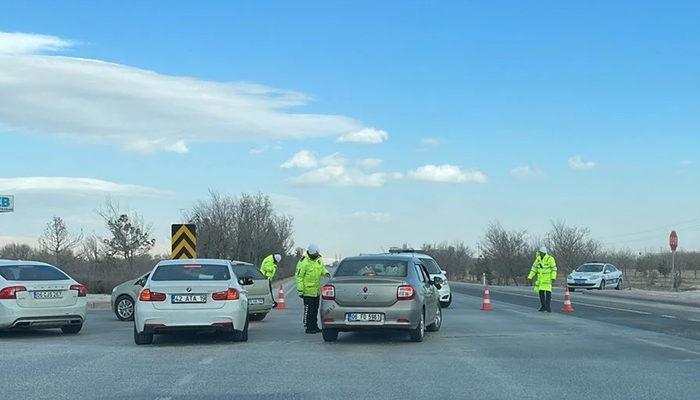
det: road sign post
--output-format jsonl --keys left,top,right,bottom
{"left": 0, "top": 195, "right": 14, "bottom": 213}
{"left": 669, "top": 230, "right": 678, "bottom": 291}
{"left": 171, "top": 224, "right": 196, "bottom": 259}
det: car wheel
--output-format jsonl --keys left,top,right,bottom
{"left": 599, "top": 280, "right": 606, "bottom": 290}
{"left": 61, "top": 324, "right": 82, "bottom": 334}
{"left": 409, "top": 309, "right": 425, "bottom": 342}
{"left": 615, "top": 278, "right": 622, "bottom": 290}
{"left": 427, "top": 305, "right": 442, "bottom": 332}
{"left": 133, "top": 327, "right": 153, "bottom": 345}
{"left": 115, "top": 295, "right": 135, "bottom": 321}
{"left": 249, "top": 313, "right": 267, "bottom": 322}
{"left": 322, "top": 328, "right": 339, "bottom": 342}
{"left": 233, "top": 316, "right": 249, "bottom": 342}
{"left": 440, "top": 295, "right": 452, "bottom": 308}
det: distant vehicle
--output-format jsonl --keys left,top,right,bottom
{"left": 230, "top": 261, "right": 274, "bottom": 321}
{"left": 111, "top": 272, "right": 149, "bottom": 321}
{"left": 389, "top": 248, "right": 452, "bottom": 307}
{"left": 567, "top": 263, "right": 623, "bottom": 291}
{"left": 0, "top": 259, "right": 87, "bottom": 334}
{"left": 133, "top": 258, "right": 253, "bottom": 345}
{"left": 320, "top": 254, "right": 443, "bottom": 342}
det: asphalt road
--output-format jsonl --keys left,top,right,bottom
{"left": 1, "top": 280, "right": 699, "bottom": 400}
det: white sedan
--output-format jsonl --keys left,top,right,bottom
{"left": 134, "top": 258, "right": 252, "bottom": 345}
{"left": 0, "top": 259, "right": 87, "bottom": 333}
{"left": 567, "top": 263, "right": 624, "bottom": 291}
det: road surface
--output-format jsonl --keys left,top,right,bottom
{"left": 1, "top": 280, "right": 698, "bottom": 400}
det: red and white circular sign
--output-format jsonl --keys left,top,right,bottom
{"left": 669, "top": 230, "right": 678, "bottom": 252}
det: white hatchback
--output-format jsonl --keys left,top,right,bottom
{"left": 134, "top": 259, "right": 252, "bottom": 345}
{"left": 0, "top": 259, "right": 87, "bottom": 334}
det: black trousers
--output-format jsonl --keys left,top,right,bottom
{"left": 538, "top": 290, "right": 552, "bottom": 311}
{"left": 302, "top": 296, "right": 320, "bottom": 330}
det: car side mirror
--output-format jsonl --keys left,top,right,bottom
{"left": 432, "top": 277, "right": 444, "bottom": 289}
{"left": 441, "top": 270, "right": 448, "bottom": 277}
{"left": 239, "top": 277, "right": 254, "bottom": 286}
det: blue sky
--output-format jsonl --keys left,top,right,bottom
{"left": 1, "top": 1, "right": 699, "bottom": 259}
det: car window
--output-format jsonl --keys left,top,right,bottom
{"left": 231, "top": 265, "right": 265, "bottom": 280}
{"left": 414, "top": 263, "right": 428, "bottom": 283}
{"left": 0, "top": 264, "right": 69, "bottom": 281}
{"left": 604, "top": 266, "right": 613, "bottom": 273}
{"left": 135, "top": 273, "right": 149, "bottom": 286}
{"left": 576, "top": 264, "right": 604, "bottom": 273}
{"left": 335, "top": 259, "right": 408, "bottom": 277}
{"left": 419, "top": 258, "right": 442, "bottom": 274}
{"left": 151, "top": 264, "right": 231, "bottom": 281}
{"left": 609, "top": 265, "right": 618, "bottom": 272}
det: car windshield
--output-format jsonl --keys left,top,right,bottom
{"left": 0, "top": 264, "right": 70, "bottom": 281}
{"left": 335, "top": 259, "right": 408, "bottom": 277}
{"left": 420, "top": 258, "right": 442, "bottom": 274}
{"left": 576, "top": 264, "right": 604, "bottom": 273}
{"left": 151, "top": 264, "right": 230, "bottom": 281}
{"left": 232, "top": 265, "right": 265, "bottom": 280}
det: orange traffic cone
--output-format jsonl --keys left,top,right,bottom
{"left": 276, "top": 284, "right": 287, "bottom": 310}
{"left": 481, "top": 286, "right": 492, "bottom": 311}
{"left": 561, "top": 287, "right": 574, "bottom": 313}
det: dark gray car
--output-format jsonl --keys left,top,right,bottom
{"left": 320, "top": 254, "right": 443, "bottom": 342}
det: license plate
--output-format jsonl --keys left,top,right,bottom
{"left": 347, "top": 313, "right": 383, "bottom": 322}
{"left": 248, "top": 298, "right": 264, "bottom": 305}
{"left": 575, "top": 280, "right": 586, "bottom": 284}
{"left": 172, "top": 294, "right": 207, "bottom": 303}
{"left": 33, "top": 291, "right": 63, "bottom": 299}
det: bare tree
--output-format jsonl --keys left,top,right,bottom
{"left": 98, "top": 200, "right": 156, "bottom": 265}
{"left": 0, "top": 243, "right": 34, "bottom": 260}
{"left": 479, "top": 223, "right": 531, "bottom": 285}
{"left": 421, "top": 241, "right": 474, "bottom": 279}
{"left": 79, "top": 235, "right": 103, "bottom": 264}
{"left": 38, "top": 216, "right": 83, "bottom": 265}
{"left": 545, "top": 220, "right": 601, "bottom": 274}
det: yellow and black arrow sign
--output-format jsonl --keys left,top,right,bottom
{"left": 171, "top": 224, "right": 196, "bottom": 259}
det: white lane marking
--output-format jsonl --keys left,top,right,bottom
{"left": 661, "top": 315, "right": 677, "bottom": 319}
{"left": 155, "top": 397, "right": 172, "bottom": 400}
{"left": 635, "top": 338, "right": 700, "bottom": 357}
{"left": 688, "top": 318, "right": 700, "bottom": 323}
{"left": 199, "top": 357, "right": 214, "bottom": 365}
{"left": 490, "top": 290, "right": 652, "bottom": 315}
{"left": 176, "top": 373, "right": 195, "bottom": 387}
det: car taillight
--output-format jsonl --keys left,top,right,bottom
{"left": 322, "top": 284, "right": 335, "bottom": 300}
{"left": 139, "top": 289, "right": 166, "bottom": 302}
{"left": 212, "top": 288, "right": 239, "bottom": 301}
{"left": 70, "top": 284, "right": 87, "bottom": 297}
{"left": 0, "top": 286, "right": 27, "bottom": 299}
{"left": 397, "top": 285, "right": 415, "bottom": 300}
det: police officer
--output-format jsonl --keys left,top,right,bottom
{"left": 295, "top": 244, "right": 330, "bottom": 334}
{"left": 260, "top": 254, "right": 282, "bottom": 308}
{"left": 528, "top": 246, "right": 557, "bottom": 312}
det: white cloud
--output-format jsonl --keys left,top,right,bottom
{"left": 420, "top": 137, "right": 442, "bottom": 146}
{"left": 336, "top": 128, "right": 388, "bottom": 144}
{"left": 0, "top": 32, "right": 375, "bottom": 153}
{"left": 680, "top": 160, "right": 693, "bottom": 167}
{"left": 0, "top": 177, "right": 162, "bottom": 195}
{"left": 0, "top": 32, "right": 74, "bottom": 55}
{"left": 351, "top": 211, "right": 391, "bottom": 222}
{"left": 281, "top": 150, "right": 319, "bottom": 169}
{"left": 408, "top": 164, "right": 488, "bottom": 183}
{"left": 568, "top": 156, "right": 596, "bottom": 171}
{"left": 357, "top": 158, "right": 383, "bottom": 170}
{"left": 290, "top": 165, "right": 388, "bottom": 188}
{"left": 510, "top": 165, "right": 542, "bottom": 179}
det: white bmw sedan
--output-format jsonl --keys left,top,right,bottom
{"left": 134, "top": 259, "right": 252, "bottom": 345}
{"left": 0, "top": 259, "right": 87, "bottom": 334}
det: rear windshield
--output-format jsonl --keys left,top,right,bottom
{"left": 335, "top": 259, "right": 408, "bottom": 277}
{"left": 232, "top": 265, "right": 265, "bottom": 280}
{"left": 576, "top": 264, "right": 604, "bottom": 273}
{"left": 419, "top": 258, "right": 442, "bottom": 274}
{"left": 151, "top": 264, "right": 231, "bottom": 281}
{"left": 0, "top": 265, "right": 69, "bottom": 281}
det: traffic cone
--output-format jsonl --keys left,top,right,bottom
{"left": 276, "top": 284, "right": 287, "bottom": 310}
{"left": 481, "top": 286, "right": 492, "bottom": 311}
{"left": 561, "top": 287, "right": 574, "bottom": 313}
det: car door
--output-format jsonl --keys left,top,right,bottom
{"left": 414, "top": 262, "right": 437, "bottom": 322}
{"left": 610, "top": 265, "right": 622, "bottom": 282}
{"left": 603, "top": 265, "right": 614, "bottom": 287}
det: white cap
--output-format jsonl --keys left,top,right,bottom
{"left": 539, "top": 246, "right": 548, "bottom": 253}
{"left": 274, "top": 254, "right": 282, "bottom": 263}
{"left": 307, "top": 244, "right": 320, "bottom": 255}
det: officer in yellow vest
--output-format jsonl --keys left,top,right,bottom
{"left": 295, "top": 244, "right": 330, "bottom": 334}
{"left": 260, "top": 254, "right": 282, "bottom": 308}
{"left": 527, "top": 246, "right": 557, "bottom": 312}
